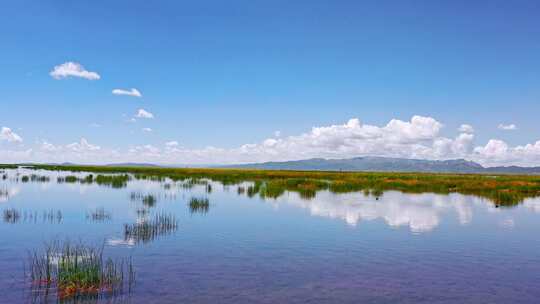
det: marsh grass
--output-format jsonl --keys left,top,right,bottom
{"left": 130, "top": 192, "right": 158, "bottom": 207}
{"left": 3, "top": 208, "right": 20, "bottom": 223}
{"left": 189, "top": 197, "right": 210, "bottom": 214}
{"left": 2, "top": 209, "right": 62, "bottom": 224}
{"left": 123, "top": 213, "right": 178, "bottom": 244}
{"left": 86, "top": 208, "right": 111, "bottom": 222}
{"left": 26, "top": 240, "right": 135, "bottom": 301}
{"left": 56, "top": 174, "right": 129, "bottom": 188}
{"left": 0, "top": 188, "right": 9, "bottom": 200}
{"left": 30, "top": 165, "right": 540, "bottom": 206}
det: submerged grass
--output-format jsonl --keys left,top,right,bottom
{"left": 124, "top": 213, "right": 178, "bottom": 244}
{"left": 27, "top": 164, "right": 540, "bottom": 206}
{"left": 3, "top": 208, "right": 20, "bottom": 223}
{"left": 189, "top": 197, "right": 210, "bottom": 214}
{"left": 27, "top": 240, "right": 134, "bottom": 301}
{"left": 86, "top": 208, "right": 111, "bottom": 222}
{"left": 2, "top": 209, "right": 62, "bottom": 224}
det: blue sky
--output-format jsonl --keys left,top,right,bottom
{"left": 1, "top": 0, "right": 539, "bottom": 165}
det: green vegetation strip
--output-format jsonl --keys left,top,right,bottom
{"left": 24, "top": 164, "right": 540, "bottom": 206}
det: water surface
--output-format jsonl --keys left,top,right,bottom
{"left": 1, "top": 168, "right": 540, "bottom": 303}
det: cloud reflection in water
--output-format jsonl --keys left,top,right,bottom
{"left": 270, "top": 191, "right": 485, "bottom": 233}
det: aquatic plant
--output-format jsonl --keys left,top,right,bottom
{"left": 237, "top": 186, "right": 245, "bottom": 194}
{"left": 86, "top": 208, "right": 111, "bottom": 222}
{"left": 130, "top": 192, "right": 158, "bottom": 207}
{"left": 0, "top": 164, "right": 18, "bottom": 169}
{"left": 123, "top": 213, "right": 178, "bottom": 244}
{"left": 95, "top": 174, "right": 129, "bottom": 188}
{"left": 2, "top": 209, "right": 62, "bottom": 224}
{"left": 189, "top": 197, "right": 210, "bottom": 214}
{"left": 28, "top": 164, "right": 540, "bottom": 206}
{"left": 3, "top": 208, "right": 20, "bottom": 223}
{"left": 27, "top": 240, "right": 135, "bottom": 301}
{"left": 57, "top": 175, "right": 79, "bottom": 183}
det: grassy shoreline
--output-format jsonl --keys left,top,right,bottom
{"left": 7, "top": 164, "right": 540, "bottom": 206}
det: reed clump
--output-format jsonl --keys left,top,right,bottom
{"left": 3, "top": 208, "right": 20, "bottom": 223}
{"left": 123, "top": 213, "right": 178, "bottom": 244}
{"left": 86, "top": 208, "right": 111, "bottom": 222}
{"left": 27, "top": 240, "right": 135, "bottom": 301}
{"left": 189, "top": 197, "right": 210, "bottom": 214}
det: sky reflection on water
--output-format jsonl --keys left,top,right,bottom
{"left": 1, "top": 168, "right": 540, "bottom": 303}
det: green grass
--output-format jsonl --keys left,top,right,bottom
{"left": 189, "top": 197, "right": 210, "bottom": 214}
{"left": 27, "top": 240, "right": 135, "bottom": 300}
{"left": 130, "top": 192, "right": 158, "bottom": 207}
{"left": 123, "top": 213, "right": 178, "bottom": 244}
{"left": 25, "top": 164, "right": 540, "bottom": 206}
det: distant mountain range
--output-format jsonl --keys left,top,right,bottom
{"left": 223, "top": 156, "right": 540, "bottom": 174}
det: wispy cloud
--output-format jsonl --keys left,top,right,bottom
{"left": 498, "top": 124, "right": 517, "bottom": 131}
{"left": 142, "top": 127, "right": 152, "bottom": 132}
{"left": 112, "top": 88, "right": 142, "bottom": 98}
{"left": 165, "top": 141, "right": 179, "bottom": 147}
{"left": 136, "top": 109, "right": 154, "bottom": 119}
{"left": 1, "top": 127, "right": 23, "bottom": 143}
{"left": 49, "top": 62, "right": 100, "bottom": 80}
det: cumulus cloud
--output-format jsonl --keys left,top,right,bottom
{"left": 112, "top": 88, "right": 142, "bottom": 98}
{"left": 2, "top": 115, "right": 540, "bottom": 167}
{"left": 458, "top": 124, "right": 474, "bottom": 133}
{"left": 136, "top": 109, "right": 154, "bottom": 119}
{"left": 142, "top": 128, "right": 152, "bottom": 132}
{"left": 49, "top": 62, "right": 100, "bottom": 80}
{"left": 498, "top": 123, "right": 517, "bottom": 131}
{"left": 1, "top": 127, "right": 22, "bottom": 143}
{"left": 473, "top": 139, "right": 540, "bottom": 166}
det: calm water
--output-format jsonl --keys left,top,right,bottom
{"left": 1, "top": 168, "right": 540, "bottom": 303}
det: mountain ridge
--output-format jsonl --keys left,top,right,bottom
{"left": 222, "top": 156, "right": 540, "bottom": 174}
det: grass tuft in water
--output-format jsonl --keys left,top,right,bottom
{"left": 86, "top": 208, "right": 111, "bottom": 222}
{"left": 189, "top": 197, "right": 210, "bottom": 214}
{"left": 3, "top": 208, "right": 20, "bottom": 223}
{"left": 123, "top": 213, "right": 178, "bottom": 244}
{"left": 27, "top": 240, "right": 135, "bottom": 301}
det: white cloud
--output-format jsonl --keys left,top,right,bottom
{"left": 498, "top": 123, "right": 517, "bottom": 131}
{"left": 1, "top": 127, "right": 23, "bottom": 143}
{"left": 3, "top": 115, "right": 540, "bottom": 167}
{"left": 142, "top": 127, "right": 152, "bottom": 132}
{"left": 274, "top": 131, "right": 281, "bottom": 137}
{"left": 458, "top": 124, "right": 474, "bottom": 133}
{"left": 165, "top": 141, "right": 179, "bottom": 147}
{"left": 49, "top": 62, "right": 100, "bottom": 80}
{"left": 112, "top": 88, "right": 142, "bottom": 98}
{"left": 473, "top": 139, "right": 540, "bottom": 166}
{"left": 136, "top": 109, "right": 154, "bottom": 119}
{"left": 66, "top": 138, "right": 101, "bottom": 152}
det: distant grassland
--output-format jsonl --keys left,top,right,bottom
{"left": 11, "top": 164, "right": 540, "bottom": 206}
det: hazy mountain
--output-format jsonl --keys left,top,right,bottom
{"left": 224, "top": 156, "right": 540, "bottom": 174}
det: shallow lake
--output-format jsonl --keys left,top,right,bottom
{"left": 1, "top": 168, "right": 540, "bottom": 303}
